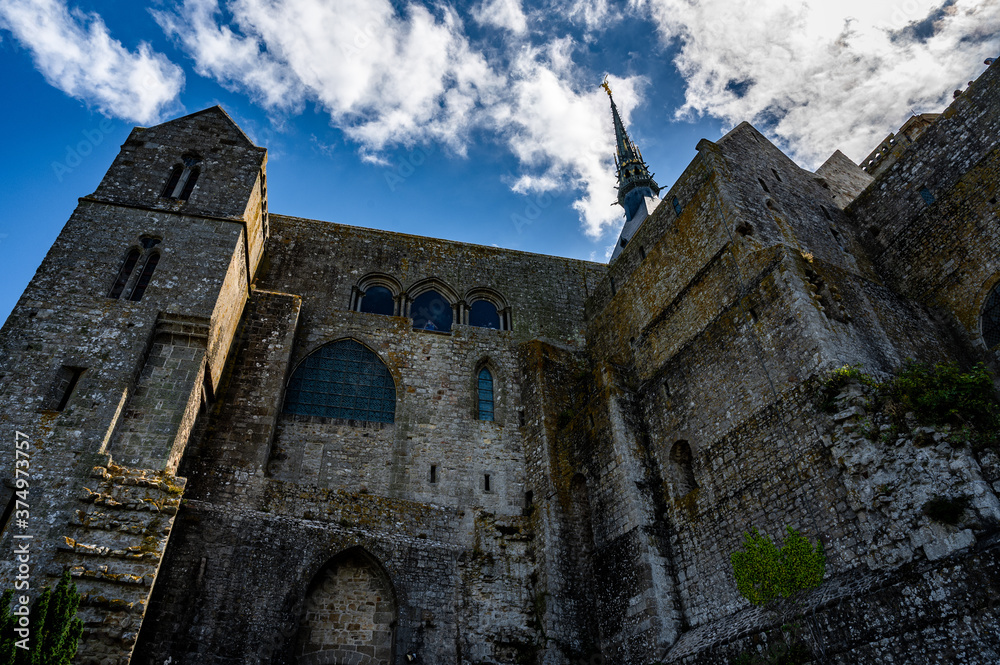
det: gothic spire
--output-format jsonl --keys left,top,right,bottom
{"left": 602, "top": 78, "right": 659, "bottom": 220}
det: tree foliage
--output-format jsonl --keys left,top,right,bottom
{"left": 730, "top": 527, "right": 826, "bottom": 607}
{"left": 0, "top": 571, "right": 83, "bottom": 665}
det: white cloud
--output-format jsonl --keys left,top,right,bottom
{"left": 157, "top": 0, "right": 636, "bottom": 238}
{"left": 636, "top": 0, "right": 1000, "bottom": 167}
{"left": 472, "top": 0, "right": 529, "bottom": 35}
{"left": 156, "top": 0, "right": 501, "bottom": 155}
{"left": 501, "top": 61, "right": 645, "bottom": 237}
{"left": 0, "top": 0, "right": 183, "bottom": 124}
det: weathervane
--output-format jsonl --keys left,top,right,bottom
{"left": 601, "top": 75, "right": 613, "bottom": 98}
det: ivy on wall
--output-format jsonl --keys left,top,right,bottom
{"left": 730, "top": 526, "right": 826, "bottom": 607}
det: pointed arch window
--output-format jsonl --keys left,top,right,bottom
{"left": 478, "top": 368, "right": 494, "bottom": 421}
{"left": 128, "top": 253, "right": 159, "bottom": 301}
{"left": 161, "top": 154, "right": 202, "bottom": 200}
{"left": 284, "top": 339, "right": 396, "bottom": 423}
{"left": 109, "top": 248, "right": 141, "bottom": 299}
{"left": 982, "top": 282, "right": 1000, "bottom": 349}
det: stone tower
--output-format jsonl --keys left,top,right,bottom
{"left": 0, "top": 106, "right": 267, "bottom": 664}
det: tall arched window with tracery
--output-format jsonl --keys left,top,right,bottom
{"left": 982, "top": 282, "right": 1000, "bottom": 349}
{"left": 478, "top": 368, "right": 494, "bottom": 421}
{"left": 284, "top": 339, "right": 396, "bottom": 423}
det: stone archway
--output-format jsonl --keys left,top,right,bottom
{"left": 296, "top": 548, "right": 397, "bottom": 665}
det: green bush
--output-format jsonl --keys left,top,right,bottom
{"left": 0, "top": 571, "right": 84, "bottom": 665}
{"left": 887, "top": 362, "right": 999, "bottom": 444}
{"left": 818, "top": 361, "right": 1000, "bottom": 450}
{"left": 730, "top": 527, "right": 826, "bottom": 607}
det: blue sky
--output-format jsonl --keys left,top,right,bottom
{"left": 1, "top": 0, "right": 997, "bottom": 327}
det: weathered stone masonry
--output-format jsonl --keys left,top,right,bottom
{"left": 2, "top": 63, "right": 1000, "bottom": 665}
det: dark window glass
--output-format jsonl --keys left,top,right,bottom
{"left": 179, "top": 167, "right": 200, "bottom": 200}
{"left": 411, "top": 290, "right": 452, "bottom": 331}
{"left": 109, "top": 248, "right": 140, "bottom": 299}
{"left": 162, "top": 165, "right": 183, "bottom": 198}
{"left": 469, "top": 300, "right": 500, "bottom": 329}
{"left": 284, "top": 339, "right": 396, "bottom": 423}
{"left": 920, "top": 186, "right": 935, "bottom": 205}
{"left": 672, "top": 196, "right": 683, "bottom": 215}
{"left": 478, "top": 368, "right": 494, "bottom": 421}
{"left": 128, "top": 253, "right": 159, "bottom": 301}
{"left": 758, "top": 178, "right": 770, "bottom": 194}
{"left": 983, "top": 284, "right": 1000, "bottom": 349}
{"left": 360, "top": 286, "right": 394, "bottom": 315}
{"left": 47, "top": 366, "right": 86, "bottom": 412}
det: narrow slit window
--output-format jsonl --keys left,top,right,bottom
{"left": 672, "top": 196, "right": 683, "bottom": 215}
{"left": 758, "top": 178, "right": 770, "bottom": 194}
{"left": 484, "top": 473, "right": 491, "bottom": 492}
{"left": 919, "top": 186, "right": 935, "bottom": 205}
{"left": 430, "top": 465, "right": 438, "bottom": 484}
{"left": 0, "top": 489, "right": 16, "bottom": 537}
{"left": 178, "top": 167, "right": 200, "bottom": 200}
{"left": 51, "top": 366, "right": 85, "bottom": 412}
{"left": 671, "top": 440, "right": 697, "bottom": 496}
{"left": 109, "top": 248, "right": 140, "bottom": 299}
{"left": 128, "top": 253, "right": 159, "bottom": 301}
{"left": 478, "top": 368, "right": 494, "bottom": 421}
{"left": 771, "top": 168, "right": 782, "bottom": 182}
{"left": 161, "top": 165, "right": 183, "bottom": 198}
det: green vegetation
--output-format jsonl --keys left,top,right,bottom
{"left": 730, "top": 527, "right": 826, "bottom": 606}
{"left": 729, "top": 528, "right": 824, "bottom": 664}
{"left": 817, "top": 361, "right": 1000, "bottom": 450}
{"left": 0, "top": 571, "right": 84, "bottom": 664}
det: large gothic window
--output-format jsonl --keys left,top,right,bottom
{"left": 411, "top": 290, "right": 452, "bottom": 331}
{"left": 478, "top": 368, "right": 494, "bottom": 421}
{"left": 983, "top": 283, "right": 1000, "bottom": 349}
{"left": 284, "top": 340, "right": 396, "bottom": 423}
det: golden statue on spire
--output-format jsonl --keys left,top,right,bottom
{"left": 601, "top": 75, "right": 613, "bottom": 98}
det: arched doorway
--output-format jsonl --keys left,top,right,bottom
{"left": 296, "top": 548, "right": 397, "bottom": 665}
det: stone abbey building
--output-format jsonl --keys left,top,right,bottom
{"left": 2, "top": 59, "right": 1000, "bottom": 665}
